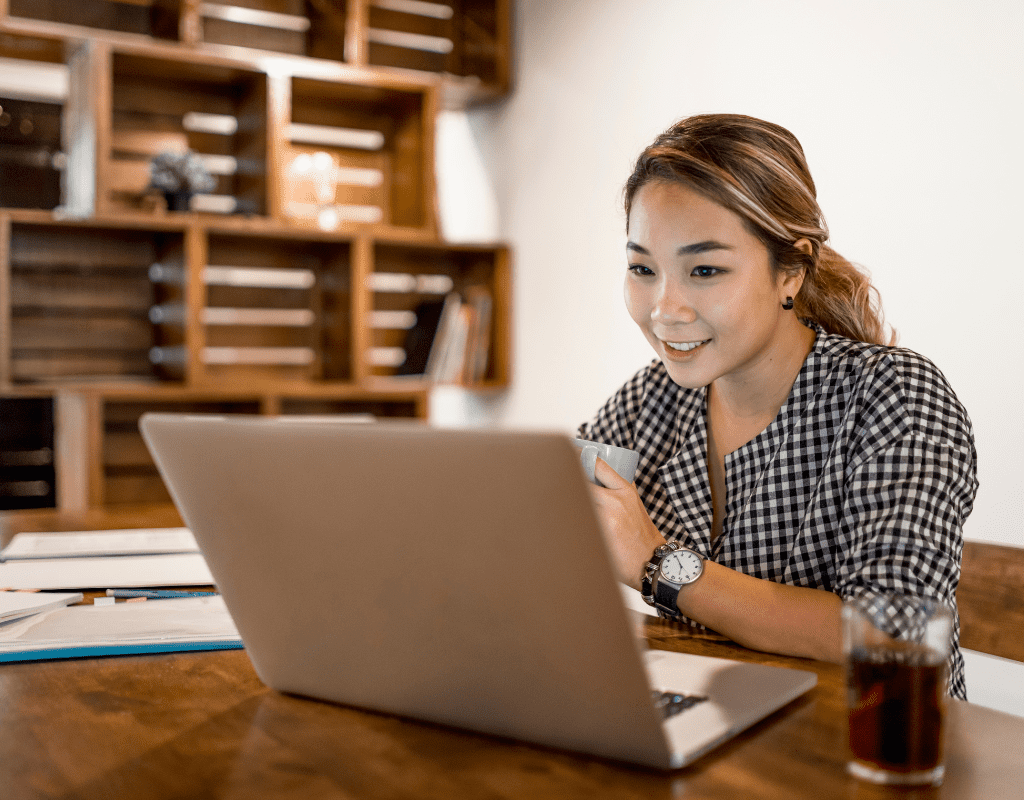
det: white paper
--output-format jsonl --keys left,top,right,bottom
{"left": 1, "top": 528, "right": 198, "bottom": 560}
{"left": 0, "top": 596, "right": 239, "bottom": 653}
{"left": 0, "top": 553, "right": 213, "bottom": 591}
{"left": 620, "top": 583, "right": 658, "bottom": 617}
{"left": 0, "top": 591, "right": 83, "bottom": 623}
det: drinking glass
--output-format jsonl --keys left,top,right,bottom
{"left": 842, "top": 593, "right": 952, "bottom": 786}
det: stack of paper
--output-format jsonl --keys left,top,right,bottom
{"left": 0, "top": 528, "right": 213, "bottom": 591}
{"left": 0, "top": 527, "right": 199, "bottom": 560}
{"left": 0, "top": 596, "right": 242, "bottom": 662}
{"left": 0, "top": 590, "right": 83, "bottom": 624}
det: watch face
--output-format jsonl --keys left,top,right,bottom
{"left": 661, "top": 549, "right": 702, "bottom": 584}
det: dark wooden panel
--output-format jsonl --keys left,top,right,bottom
{"left": 368, "top": 41, "right": 449, "bottom": 74}
{"left": 11, "top": 352, "right": 155, "bottom": 381}
{"left": 958, "top": 540, "right": 1024, "bottom": 663}
{"left": 204, "top": 325, "right": 313, "bottom": 349}
{"left": 11, "top": 315, "right": 154, "bottom": 350}
{"left": 8, "top": 0, "right": 165, "bottom": 37}
{"left": 10, "top": 273, "right": 154, "bottom": 311}
{"left": 0, "top": 32, "right": 66, "bottom": 63}
{"left": 202, "top": 18, "right": 307, "bottom": 55}
{"left": 0, "top": 396, "right": 56, "bottom": 510}
{"left": 103, "top": 471, "right": 171, "bottom": 504}
{"left": 102, "top": 430, "right": 155, "bottom": 468}
{"left": 305, "top": 0, "right": 347, "bottom": 62}
{"left": 9, "top": 224, "right": 168, "bottom": 269}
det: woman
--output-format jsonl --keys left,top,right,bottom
{"left": 579, "top": 114, "right": 977, "bottom": 699}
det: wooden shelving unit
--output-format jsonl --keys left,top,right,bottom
{"left": 0, "top": 0, "right": 510, "bottom": 101}
{"left": 50, "top": 383, "right": 427, "bottom": 510}
{"left": 0, "top": 0, "right": 512, "bottom": 511}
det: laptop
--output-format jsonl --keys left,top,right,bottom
{"left": 140, "top": 414, "right": 816, "bottom": 769}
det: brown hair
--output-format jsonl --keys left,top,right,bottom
{"left": 624, "top": 114, "right": 895, "bottom": 346}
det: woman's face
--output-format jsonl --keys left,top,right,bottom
{"left": 624, "top": 180, "right": 805, "bottom": 391}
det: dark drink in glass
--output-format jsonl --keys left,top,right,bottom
{"left": 847, "top": 646, "right": 946, "bottom": 784}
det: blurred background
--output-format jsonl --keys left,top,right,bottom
{"left": 432, "top": 0, "right": 1024, "bottom": 716}
{"left": 436, "top": 0, "right": 1024, "bottom": 557}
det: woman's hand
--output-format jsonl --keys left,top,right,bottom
{"left": 587, "top": 458, "right": 843, "bottom": 661}
{"left": 588, "top": 457, "right": 666, "bottom": 590}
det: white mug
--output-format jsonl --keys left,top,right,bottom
{"left": 572, "top": 438, "right": 639, "bottom": 487}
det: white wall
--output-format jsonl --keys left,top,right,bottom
{"left": 436, "top": 0, "right": 1024, "bottom": 551}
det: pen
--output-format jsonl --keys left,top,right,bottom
{"left": 105, "top": 589, "right": 219, "bottom": 600}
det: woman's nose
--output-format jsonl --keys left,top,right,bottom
{"left": 651, "top": 282, "right": 697, "bottom": 325}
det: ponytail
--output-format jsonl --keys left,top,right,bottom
{"left": 796, "top": 246, "right": 896, "bottom": 346}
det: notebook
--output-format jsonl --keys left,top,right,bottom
{"left": 140, "top": 414, "right": 816, "bottom": 770}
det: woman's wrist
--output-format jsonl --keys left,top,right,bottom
{"left": 630, "top": 524, "right": 667, "bottom": 591}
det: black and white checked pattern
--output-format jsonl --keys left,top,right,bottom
{"left": 579, "top": 323, "right": 978, "bottom": 699}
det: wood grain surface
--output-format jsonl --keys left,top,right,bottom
{"left": 2, "top": 507, "right": 1022, "bottom": 799}
{"left": 958, "top": 539, "right": 1024, "bottom": 663}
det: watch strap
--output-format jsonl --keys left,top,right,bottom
{"left": 654, "top": 579, "right": 686, "bottom": 619}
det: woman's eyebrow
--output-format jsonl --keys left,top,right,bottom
{"left": 677, "top": 240, "right": 733, "bottom": 256}
{"left": 626, "top": 240, "right": 733, "bottom": 256}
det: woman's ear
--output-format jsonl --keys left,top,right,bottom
{"left": 781, "top": 238, "right": 813, "bottom": 298}
{"left": 792, "top": 238, "right": 813, "bottom": 259}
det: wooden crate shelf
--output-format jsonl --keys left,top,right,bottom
{"left": 100, "top": 395, "right": 263, "bottom": 505}
{"left": 0, "top": 1, "right": 513, "bottom": 510}
{"left": 285, "top": 74, "right": 435, "bottom": 231}
{"left": 3, "top": 219, "right": 185, "bottom": 383}
{"left": 366, "top": 0, "right": 509, "bottom": 94}
{"left": 367, "top": 240, "right": 509, "bottom": 386}
{"left": 1, "top": 1, "right": 510, "bottom": 103}
{"left": 1, "top": 212, "right": 508, "bottom": 393}
{"left": 197, "top": 229, "right": 355, "bottom": 383}
{"left": 0, "top": 395, "right": 55, "bottom": 509}
{"left": 0, "top": 30, "right": 69, "bottom": 210}
{"left": 1, "top": 383, "right": 423, "bottom": 508}
{"left": 105, "top": 50, "right": 269, "bottom": 217}
{"left": 200, "top": 1, "right": 345, "bottom": 61}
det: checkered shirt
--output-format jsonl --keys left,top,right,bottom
{"left": 579, "top": 323, "right": 978, "bottom": 699}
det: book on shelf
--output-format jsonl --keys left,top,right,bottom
{"left": 369, "top": 284, "right": 491, "bottom": 384}
{"left": 420, "top": 287, "right": 492, "bottom": 385}
{"left": 394, "top": 297, "right": 448, "bottom": 377}
{"left": 463, "top": 286, "right": 493, "bottom": 384}
{"left": 421, "top": 291, "right": 463, "bottom": 382}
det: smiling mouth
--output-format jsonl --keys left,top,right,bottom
{"left": 663, "top": 339, "right": 710, "bottom": 352}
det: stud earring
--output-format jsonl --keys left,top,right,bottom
{"left": 782, "top": 297, "right": 794, "bottom": 310}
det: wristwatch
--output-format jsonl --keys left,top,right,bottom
{"left": 641, "top": 541, "right": 705, "bottom": 620}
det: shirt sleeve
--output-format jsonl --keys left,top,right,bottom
{"left": 832, "top": 351, "right": 978, "bottom": 698}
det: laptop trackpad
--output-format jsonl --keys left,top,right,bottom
{"left": 643, "top": 649, "right": 817, "bottom": 766}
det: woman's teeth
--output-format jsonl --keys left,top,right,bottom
{"left": 665, "top": 339, "right": 709, "bottom": 352}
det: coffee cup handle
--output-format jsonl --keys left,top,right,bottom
{"left": 581, "top": 445, "right": 600, "bottom": 485}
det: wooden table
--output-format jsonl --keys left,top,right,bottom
{"left": 2, "top": 508, "right": 1023, "bottom": 799}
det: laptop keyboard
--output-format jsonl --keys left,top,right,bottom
{"left": 652, "top": 691, "right": 708, "bottom": 719}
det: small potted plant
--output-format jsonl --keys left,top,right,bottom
{"left": 149, "top": 149, "right": 216, "bottom": 212}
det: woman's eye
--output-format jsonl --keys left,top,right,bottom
{"left": 628, "top": 263, "right": 655, "bottom": 276}
{"left": 692, "top": 266, "right": 722, "bottom": 278}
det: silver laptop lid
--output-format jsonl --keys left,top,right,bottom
{"left": 141, "top": 415, "right": 674, "bottom": 767}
